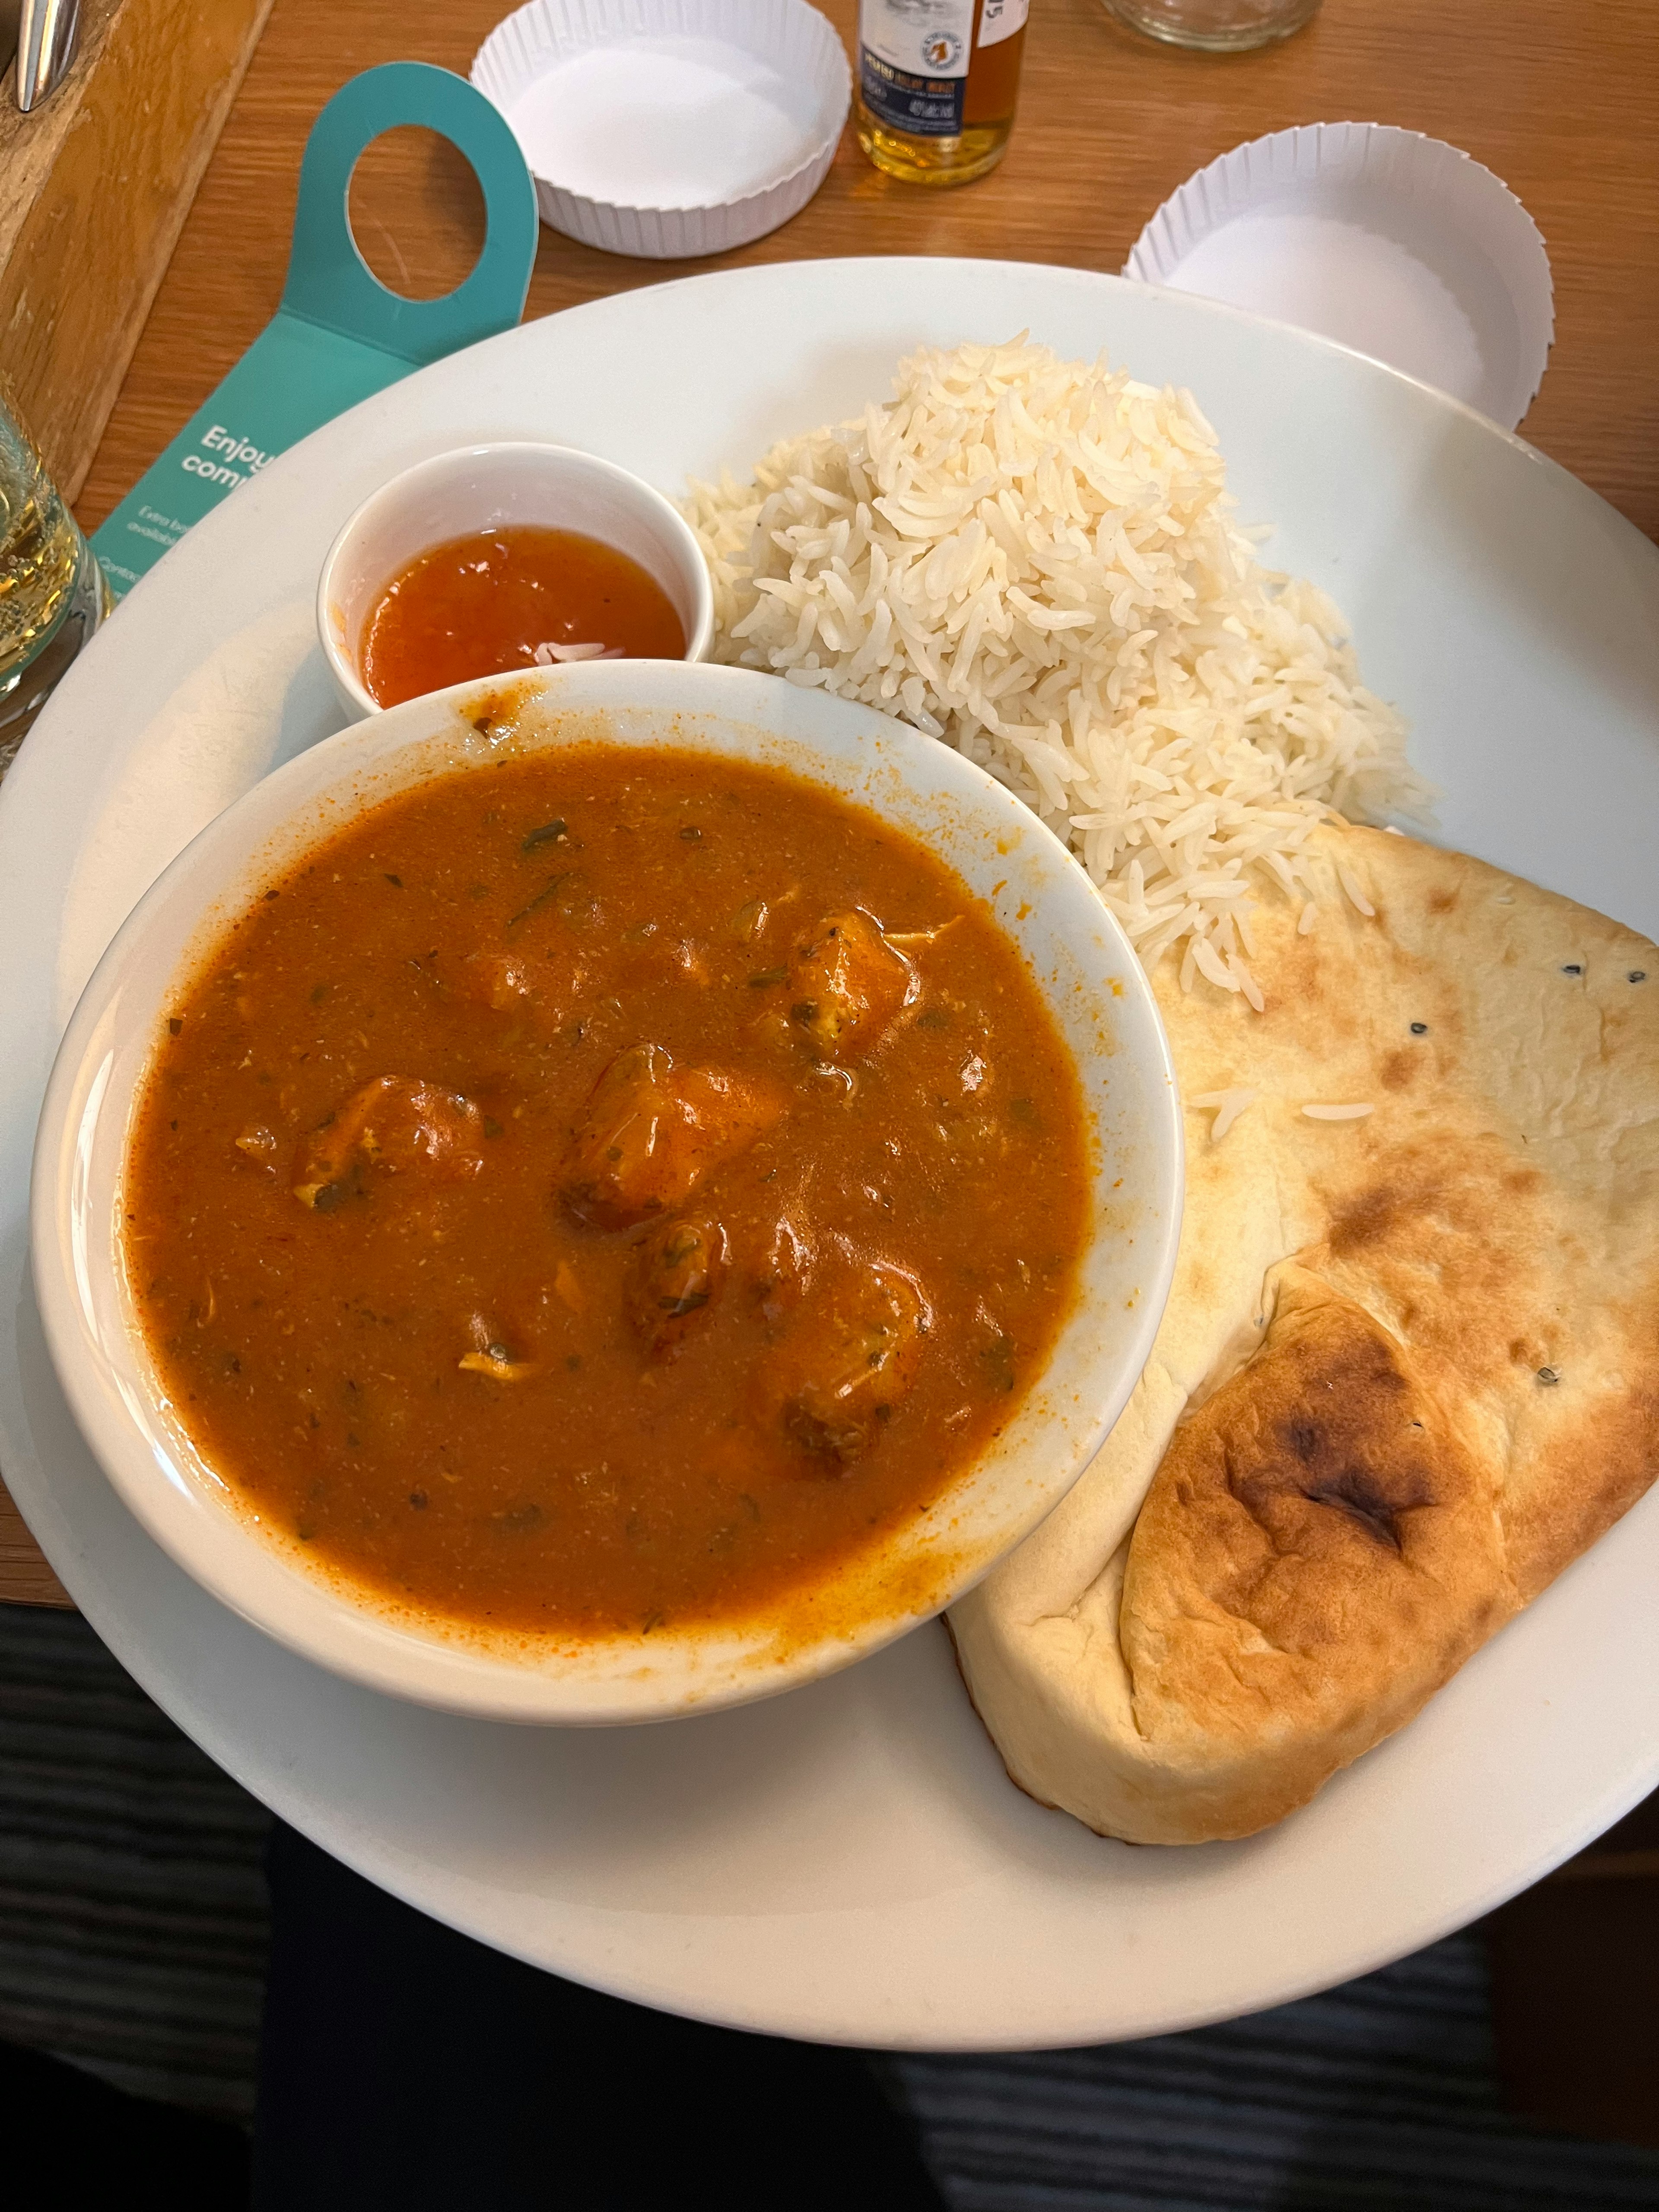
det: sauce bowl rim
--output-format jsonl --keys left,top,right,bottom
{"left": 314, "top": 439, "right": 717, "bottom": 720}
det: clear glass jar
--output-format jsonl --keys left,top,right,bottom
{"left": 1102, "top": 0, "right": 1319, "bottom": 53}
{"left": 0, "top": 378, "right": 108, "bottom": 779}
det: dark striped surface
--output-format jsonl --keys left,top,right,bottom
{"left": 0, "top": 1602, "right": 269, "bottom": 2117}
{"left": 5, "top": 1600, "right": 1659, "bottom": 2205}
{"left": 891, "top": 1939, "right": 1659, "bottom": 2209}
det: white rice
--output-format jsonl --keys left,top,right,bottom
{"left": 1190, "top": 1088, "right": 1256, "bottom": 1142}
{"left": 682, "top": 336, "right": 1434, "bottom": 1000}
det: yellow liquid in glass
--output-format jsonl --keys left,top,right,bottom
{"left": 0, "top": 381, "right": 108, "bottom": 776}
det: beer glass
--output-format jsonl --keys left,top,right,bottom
{"left": 0, "top": 378, "right": 108, "bottom": 778}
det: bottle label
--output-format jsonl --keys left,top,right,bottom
{"left": 859, "top": 0, "right": 975, "bottom": 137}
{"left": 978, "top": 0, "right": 1029, "bottom": 48}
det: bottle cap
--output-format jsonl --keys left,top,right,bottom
{"left": 1124, "top": 122, "right": 1554, "bottom": 431}
{"left": 472, "top": 0, "right": 850, "bottom": 261}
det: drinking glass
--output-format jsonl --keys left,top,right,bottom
{"left": 0, "top": 377, "right": 108, "bottom": 779}
{"left": 1103, "top": 0, "right": 1319, "bottom": 51}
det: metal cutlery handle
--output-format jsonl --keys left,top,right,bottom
{"left": 16, "top": 0, "right": 80, "bottom": 113}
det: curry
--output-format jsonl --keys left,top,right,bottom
{"left": 124, "top": 744, "right": 1091, "bottom": 1638}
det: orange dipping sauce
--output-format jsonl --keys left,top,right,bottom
{"left": 359, "top": 525, "right": 687, "bottom": 708}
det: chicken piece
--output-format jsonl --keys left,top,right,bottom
{"left": 775, "top": 1256, "right": 931, "bottom": 1467}
{"left": 561, "top": 1043, "right": 784, "bottom": 1231}
{"left": 456, "top": 948, "right": 585, "bottom": 1024}
{"left": 293, "top": 1076, "right": 486, "bottom": 1208}
{"left": 610, "top": 927, "right": 712, "bottom": 997}
{"left": 458, "top": 951, "right": 537, "bottom": 1011}
{"left": 627, "top": 1214, "right": 728, "bottom": 1361}
{"left": 754, "top": 1209, "right": 815, "bottom": 1325}
{"left": 786, "top": 910, "right": 918, "bottom": 1061}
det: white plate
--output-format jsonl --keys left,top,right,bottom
{"left": 5, "top": 259, "right": 1659, "bottom": 2050}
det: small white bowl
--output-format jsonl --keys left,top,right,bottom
{"left": 31, "top": 661, "right": 1182, "bottom": 1727}
{"left": 471, "top": 0, "right": 850, "bottom": 260}
{"left": 316, "top": 441, "right": 715, "bottom": 719}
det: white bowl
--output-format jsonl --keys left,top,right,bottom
{"left": 30, "top": 661, "right": 1182, "bottom": 1726}
{"left": 316, "top": 441, "right": 715, "bottom": 719}
{"left": 471, "top": 0, "right": 851, "bottom": 260}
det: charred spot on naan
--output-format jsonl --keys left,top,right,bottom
{"left": 1318, "top": 1185, "right": 1407, "bottom": 1256}
{"left": 1122, "top": 1270, "right": 1509, "bottom": 1742}
{"left": 1229, "top": 1316, "right": 1438, "bottom": 1565}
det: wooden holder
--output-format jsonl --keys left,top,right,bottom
{"left": 0, "top": 0, "right": 273, "bottom": 1605}
{"left": 0, "top": 0, "right": 273, "bottom": 503}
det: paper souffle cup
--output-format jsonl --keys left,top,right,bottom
{"left": 471, "top": 0, "right": 851, "bottom": 260}
{"left": 1124, "top": 123, "right": 1554, "bottom": 432}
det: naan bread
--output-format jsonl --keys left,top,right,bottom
{"left": 950, "top": 826, "right": 1659, "bottom": 1843}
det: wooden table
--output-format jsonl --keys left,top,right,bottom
{"left": 3, "top": 0, "right": 1656, "bottom": 1605}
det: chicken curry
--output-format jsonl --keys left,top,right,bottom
{"left": 125, "top": 743, "right": 1092, "bottom": 1637}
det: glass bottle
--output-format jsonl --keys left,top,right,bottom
{"left": 0, "top": 376, "right": 108, "bottom": 780}
{"left": 855, "top": 0, "right": 1030, "bottom": 188}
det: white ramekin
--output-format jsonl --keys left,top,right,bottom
{"left": 471, "top": 0, "right": 850, "bottom": 260}
{"left": 315, "top": 441, "right": 715, "bottom": 719}
{"left": 1125, "top": 123, "right": 1554, "bottom": 432}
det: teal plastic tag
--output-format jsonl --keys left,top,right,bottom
{"left": 92, "top": 63, "right": 538, "bottom": 597}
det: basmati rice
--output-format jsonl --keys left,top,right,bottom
{"left": 683, "top": 337, "right": 1434, "bottom": 1001}
{"left": 1191, "top": 1088, "right": 1256, "bottom": 1142}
